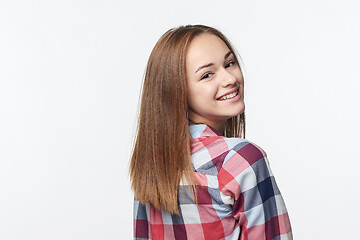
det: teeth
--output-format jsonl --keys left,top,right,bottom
{"left": 219, "top": 91, "right": 238, "bottom": 100}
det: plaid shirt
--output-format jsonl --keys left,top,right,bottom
{"left": 133, "top": 124, "right": 292, "bottom": 240}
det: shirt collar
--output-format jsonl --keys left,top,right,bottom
{"left": 189, "top": 123, "right": 222, "bottom": 139}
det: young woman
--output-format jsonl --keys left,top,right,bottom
{"left": 130, "top": 25, "right": 292, "bottom": 240}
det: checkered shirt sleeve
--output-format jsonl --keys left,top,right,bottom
{"left": 217, "top": 140, "right": 292, "bottom": 239}
{"left": 133, "top": 124, "right": 292, "bottom": 239}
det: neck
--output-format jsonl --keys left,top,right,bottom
{"left": 189, "top": 118, "right": 226, "bottom": 135}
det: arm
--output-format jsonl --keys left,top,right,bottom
{"left": 133, "top": 199, "right": 151, "bottom": 240}
{"left": 218, "top": 142, "right": 292, "bottom": 240}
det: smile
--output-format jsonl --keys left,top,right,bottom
{"left": 218, "top": 90, "right": 239, "bottom": 101}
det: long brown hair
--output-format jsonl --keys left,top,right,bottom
{"left": 130, "top": 25, "right": 245, "bottom": 214}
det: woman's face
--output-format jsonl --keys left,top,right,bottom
{"left": 186, "top": 33, "right": 245, "bottom": 131}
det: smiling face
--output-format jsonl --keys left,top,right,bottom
{"left": 186, "top": 33, "right": 245, "bottom": 132}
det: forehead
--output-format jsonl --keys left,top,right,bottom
{"left": 186, "top": 33, "right": 230, "bottom": 70}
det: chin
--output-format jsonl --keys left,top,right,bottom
{"left": 231, "top": 103, "right": 245, "bottom": 116}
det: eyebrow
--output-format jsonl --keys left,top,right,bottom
{"left": 195, "top": 51, "right": 233, "bottom": 73}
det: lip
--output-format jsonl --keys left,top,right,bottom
{"left": 216, "top": 87, "right": 239, "bottom": 100}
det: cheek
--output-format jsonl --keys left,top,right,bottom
{"left": 233, "top": 68, "right": 243, "bottom": 82}
{"left": 234, "top": 69, "right": 244, "bottom": 92}
{"left": 187, "top": 84, "right": 216, "bottom": 108}
{"left": 187, "top": 88, "right": 202, "bottom": 108}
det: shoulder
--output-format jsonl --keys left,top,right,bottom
{"left": 217, "top": 138, "right": 273, "bottom": 197}
{"left": 191, "top": 135, "right": 268, "bottom": 174}
{"left": 224, "top": 137, "right": 268, "bottom": 165}
{"left": 217, "top": 137, "right": 271, "bottom": 182}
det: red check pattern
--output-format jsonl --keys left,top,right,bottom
{"left": 133, "top": 124, "right": 292, "bottom": 239}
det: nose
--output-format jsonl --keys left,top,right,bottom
{"left": 219, "top": 68, "right": 237, "bottom": 88}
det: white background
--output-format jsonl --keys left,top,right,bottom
{"left": 1, "top": 0, "right": 359, "bottom": 239}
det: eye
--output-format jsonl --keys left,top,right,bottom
{"left": 225, "top": 60, "right": 236, "bottom": 68}
{"left": 201, "top": 72, "right": 213, "bottom": 80}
